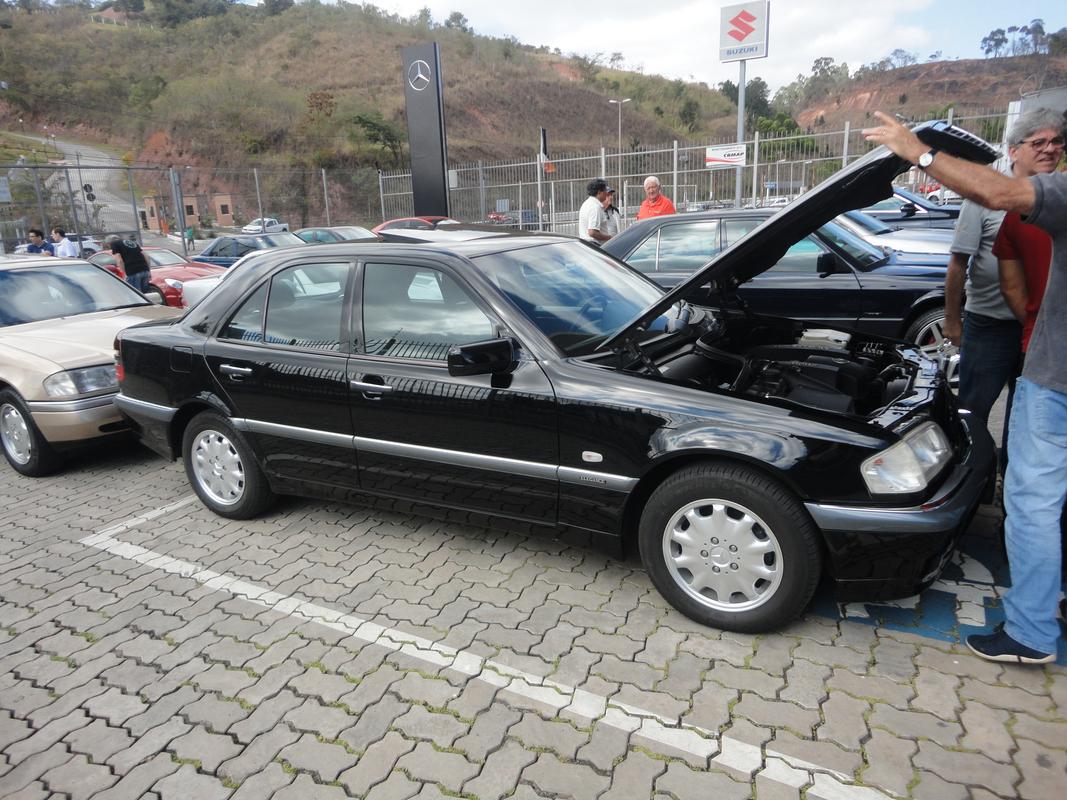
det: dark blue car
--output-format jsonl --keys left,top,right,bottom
{"left": 192, "top": 232, "right": 305, "bottom": 268}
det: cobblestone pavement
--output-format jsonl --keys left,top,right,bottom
{"left": 1, "top": 442, "right": 1065, "bottom": 800}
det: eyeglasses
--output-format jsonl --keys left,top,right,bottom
{"left": 1019, "top": 136, "right": 1065, "bottom": 150}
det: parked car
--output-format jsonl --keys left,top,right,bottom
{"left": 241, "top": 218, "right": 289, "bottom": 234}
{"left": 834, "top": 211, "right": 955, "bottom": 257}
{"left": 89, "top": 246, "right": 227, "bottom": 307}
{"left": 295, "top": 226, "right": 376, "bottom": 244}
{"left": 861, "top": 188, "right": 960, "bottom": 229}
{"left": 371, "top": 216, "right": 459, "bottom": 234}
{"left": 191, "top": 232, "right": 305, "bottom": 269}
{"left": 114, "top": 121, "right": 996, "bottom": 633}
{"left": 0, "top": 256, "right": 180, "bottom": 476}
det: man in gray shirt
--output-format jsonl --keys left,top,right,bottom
{"left": 865, "top": 112, "right": 1066, "bottom": 665}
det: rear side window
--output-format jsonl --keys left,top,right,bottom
{"left": 655, "top": 221, "right": 721, "bottom": 273}
{"left": 220, "top": 284, "right": 267, "bottom": 343}
{"left": 263, "top": 263, "right": 350, "bottom": 351}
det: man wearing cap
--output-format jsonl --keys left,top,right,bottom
{"left": 578, "top": 179, "right": 612, "bottom": 243}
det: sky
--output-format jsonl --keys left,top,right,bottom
{"left": 365, "top": 0, "right": 1064, "bottom": 93}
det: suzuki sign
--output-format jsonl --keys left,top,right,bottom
{"left": 719, "top": 1, "right": 770, "bottom": 62}
{"left": 705, "top": 144, "right": 747, "bottom": 169}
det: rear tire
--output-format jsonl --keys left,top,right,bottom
{"left": 638, "top": 462, "right": 821, "bottom": 633}
{"left": 182, "top": 411, "right": 275, "bottom": 518}
{"left": 0, "top": 390, "right": 62, "bottom": 477}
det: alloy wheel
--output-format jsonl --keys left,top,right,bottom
{"left": 915, "top": 316, "right": 960, "bottom": 389}
{"left": 0, "top": 403, "right": 32, "bottom": 465}
{"left": 190, "top": 428, "right": 245, "bottom": 506}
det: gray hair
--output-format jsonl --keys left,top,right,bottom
{"left": 1007, "top": 107, "right": 1065, "bottom": 146}
{"left": 643, "top": 175, "right": 661, "bottom": 189}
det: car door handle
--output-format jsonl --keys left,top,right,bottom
{"left": 350, "top": 379, "right": 393, "bottom": 397}
{"left": 220, "top": 364, "right": 253, "bottom": 380}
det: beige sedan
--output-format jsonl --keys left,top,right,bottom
{"left": 0, "top": 256, "right": 181, "bottom": 476}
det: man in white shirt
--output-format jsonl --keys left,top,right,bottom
{"left": 50, "top": 227, "right": 80, "bottom": 258}
{"left": 578, "top": 179, "right": 611, "bottom": 244}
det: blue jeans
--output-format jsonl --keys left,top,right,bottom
{"left": 958, "top": 312, "right": 1021, "bottom": 428}
{"left": 1002, "top": 378, "right": 1067, "bottom": 655}
{"left": 125, "top": 271, "right": 151, "bottom": 293}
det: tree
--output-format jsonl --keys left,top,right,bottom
{"left": 609, "top": 52, "right": 624, "bottom": 69}
{"left": 981, "top": 28, "right": 1007, "bottom": 57}
{"left": 718, "top": 80, "right": 738, "bottom": 105}
{"left": 444, "top": 11, "right": 470, "bottom": 33}
{"left": 352, "top": 113, "right": 404, "bottom": 167}
{"left": 745, "top": 77, "right": 771, "bottom": 120}
{"left": 679, "top": 98, "right": 700, "bottom": 132}
{"left": 1049, "top": 27, "right": 1067, "bottom": 57}
{"left": 262, "top": 0, "right": 293, "bottom": 15}
{"left": 415, "top": 7, "right": 433, "bottom": 29}
{"left": 927, "top": 50, "right": 942, "bottom": 61}
{"left": 888, "top": 49, "right": 917, "bottom": 68}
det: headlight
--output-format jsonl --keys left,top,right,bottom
{"left": 861, "top": 421, "right": 952, "bottom": 495}
{"left": 163, "top": 278, "right": 184, "bottom": 289}
{"left": 43, "top": 365, "right": 118, "bottom": 398}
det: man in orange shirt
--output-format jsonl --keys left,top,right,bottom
{"left": 636, "top": 176, "right": 676, "bottom": 220}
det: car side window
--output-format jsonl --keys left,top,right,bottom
{"left": 627, "top": 232, "right": 659, "bottom": 273}
{"left": 655, "top": 221, "right": 721, "bottom": 273}
{"left": 362, "top": 263, "right": 494, "bottom": 361}
{"left": 866, "top": 198, "right": 902, "bottom": 212}
{"left": 220, "top": 283, "right": 268, "bottom": 343}
{"left": 767, "top": 236, "right": 827, "bottom": 274}
{"left": 234, "top": 241, "right": 256, "bottom": 257}
{"left": 262, "top": 263, "right": 350, "bottom": 351}
{"left": 723, "top": 219, "right": 762, "bottom": 248}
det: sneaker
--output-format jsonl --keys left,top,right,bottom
{"left": 967, "top": 624, "right": 1055, "bottom": 665}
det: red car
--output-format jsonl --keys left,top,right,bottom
{"left": 89, "top": 247, "right": 226, "bottom": 308}
{"left": 371, "top": 216, "right": 459, "bottom": 233}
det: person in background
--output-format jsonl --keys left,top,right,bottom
{"left": 578, "top": 179, "right": 612, "bottom": 244}
{"left": 25, "top": 229, "right": 54, "bottom": 256}
{"left": 50, "top": 227, "right": 79, "bottom": 258}
{"left": 636, "top": 176, "right": 676, "bottom": 220}
{"left": 601, "top": 188, "right": 621, "bottom": 239}
{"left": 106, "top": 235, "right": 151, "bottom": 293}
{"left": 865, "top": 111, "right": 1066, "bottom": 666}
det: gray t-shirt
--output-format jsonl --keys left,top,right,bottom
{"left": 1022, "top": 172, "right": 1067, "bottom": 394}
{"left": 950, "top": 200, "right": 1013, "bottom": 319}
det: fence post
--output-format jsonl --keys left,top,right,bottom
{"left": 378, "top": 170, "right": 386, "bottom": 223}
{"left": 600, "top": 147, "right": 607, "bottom": 180}
{"left": 550, "top": 181, "right": 556, "bottom": 232}
{"left": 946, "top": 107, "right": 955, "bottom": 125}
{"left": 751, "top": 131, "right": 760, "bottom": 208}
{"left": 32, "top": 167, "right": 48, "bottom": 234}
{"left": 321, "top": 168, "right": 331, "bottom": 226}
{"left": 672, "top": 141, "right": 679, "bottom": 208}
{"left": 841, "top": 121, "right": 851, "bottom": 168}
{"left": 62, "top": 168, "right": 80, "bottom": 239}
{"left": 536, "top": 154, "right": 544, "bottom": 231}
{"left": 253, "top": 167, "right": 265, "bottom": 231}
{"left": 127, "top": 167, "right": 141, "bottom": 244}
{"left": 170, "top": 168, "right": 188, "bottom": 258}
{"left": 478, "top": 161, "right": 486, "bottom": 221}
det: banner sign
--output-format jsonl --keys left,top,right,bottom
{"left": 706, "top": 144, "right": 747, "bottom": 169}
{"left": 720, "top": 1, "right": 770, "bottom": 62}
{"left": 402, "top": 42, "right": 451, "bottom": 216}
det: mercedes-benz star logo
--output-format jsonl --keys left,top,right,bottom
{"left": 407, "top": 60, "right": 432, "bottom": 92}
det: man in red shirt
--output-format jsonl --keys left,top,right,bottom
{"left": 636, "top": 176, "right": 676, "bottom": 220}
{"left": 996, "top": 210, "right": 1055, "bottom": 354}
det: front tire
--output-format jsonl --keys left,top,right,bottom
{"left": 0, "top": 390, "right": 61, "bottom": 477}
{"left": 182, "top": 411, "right": 275, "bottom": 518}
{"left": 905, "top": 307, "right": 958, "bottom": 388}
{"left": 638, "top": 462, "right": 821, "bottom": 633}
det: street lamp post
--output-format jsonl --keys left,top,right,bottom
{"left": 608, "top": 98, "right": 630, "bottom": 208}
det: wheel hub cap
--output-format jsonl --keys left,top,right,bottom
{"left": 1, "top": 404, "right": 32, "bottom": 465}
{"left": 191, "top": 429, "right": 245, "bottom": 506}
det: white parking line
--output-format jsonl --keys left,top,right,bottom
{"left": 81, "top": 504, "right": 891, "bottom": 800}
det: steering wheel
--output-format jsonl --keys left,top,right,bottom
{"left": 568, "top": 294, "right": 606, "bottom": 333}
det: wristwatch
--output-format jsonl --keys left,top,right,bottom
{"left": 918, "top": 148, "right": 938, "bottom": 169}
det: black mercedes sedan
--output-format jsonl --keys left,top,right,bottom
{"left": 113, "top": 122, "right": 996, "bottom": 633}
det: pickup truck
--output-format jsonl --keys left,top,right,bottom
{"left": 241, "top": 218, "right": 289, "bottom": 234}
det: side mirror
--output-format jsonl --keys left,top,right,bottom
{"left": 447, "top": 337, "right": 518, "bottom": 377}
{"left": 817, "top": 252, "right": 843, "bottom": 276}
{"left": 146, "top": 291, "right": 164, "bottom": 305}
{"left": 899, "top": 202, "right": 918, "bottom": 217}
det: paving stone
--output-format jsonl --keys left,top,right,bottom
{"left": 825, "top": 668, "right": 913, "bottom": 707}
{"left": 550, "top": 647, "right": 601, "bottom": 688}
{"left": 453, "top": 703, "right": 521, "bottom": 760}
{"left": 181, "top": 693, "right": 250, "bottom": 734}
{"left": 40, "top": 753, "right": 118, "bottom": 800}
{"left": 217, "top": 724, "right": 301, "bottom": 785}
{"left": 683, "top": 681, "right": 736, "bottom": 733}
{"left": 229, "top": 761, "right": 294, "bottom": 800}
{"left": 140, "top": 657, "right": 210, "bottom": 703}
{"left": 108, "top": 718, "right": 192, "bottom": 773}
{"left": 594, "top": 654, "right": 662, "bottom": 690}
{"left": 911, "top": 668, "right": 960, "bottom": 720}
{"left": 705, "top": 662, "right": 783, "bottom": 696}
{"left": 169, "top": 724, "right": 243, "bottom": 772}
{"left": 336, "top": 666, "right": 405, "bottom": 714}
{"left": 125, "top": 685, "right": 203, "bottom": 738}
{"left": 600, "top": 750, "right": 668, "bottom": 800}
{"left": 521, "top": 752, "right": 611, "bottom": 799}
{"left": 396, "top": 741, "right": 479, "bottom": 789}
{"left": 910, "top": 769, "right": 971, "bottom": 800}
{"left": 203, "top": 638, "right": 261, "bottom": 669}
{"left": 244, "top": 636, "right": 308, "bottom": 674}
{"left": 869, "top": 703, "right": 962, "bottom": 746}
{"left": 444, "top": 678, "right": 498, "bottom": 721}
{"left": 507, "top": 712, "right": 587, "bottom": 759}
{"left": 364, "top": 772, "right": 421, "bottom": 800}
{"left": 26, "top": 679, "right": 109, "bottom": 729}
{"left": 83, "top": 687, "right": 147, "bottom": 726}
{"left": 959, "top": 678, "right": 1053, "bottom": 717}
{"left": 733, "top": 695, "right": 819, "bottom": 735}
{"left": 654, "top": 652, "right": 706, "bottom": 700}
{"left": 272, "top": 773, "right": 350, "bottom": 800}
{"left": 100, "top": 659, "right": 161, "bottom": 694}
{"left": 793, "top": 639, "right": 869, "bottom": 672}
{"left": 338, "top": 731, "right": 417, "bottom": 795}
{"left": 960, "top": 701, "right": 1014, "bottom": 762}
{"left": 611, "top": 685, "right": 688, "bottom": 722}
{"left": 153, "top": 763, "right": 234, "bottom": 800}
{"left": 236, "top": 660, "right": 304, "bottom": 707}
{"left": 654, "top": 760, "right": 750, "bottom": 800}
{"left": 191, "top": 663, "right": 258, "bottom": 697}
{"left": 3, "top": 679, "right": 57, "bottom": 717}
{"left": 389, "top": 671, "right": 460, "bottom": 707}
{"left": 63, "top": 718, "right": 134, "bottom": 763}
{"left": 769, "top": 730, "right": 864, "bottom": 778}
{"left": 859, "top": 729, "right": 917, "bottom": 797}
{"left": 5, "top": 710, "right": 90, "bottom": 762}
{"left": 915, "top": 644, "right": 1001, "bottom": 682}
{"left": 777, "top": 659, "right": 831, "bottom": 709}
{"left": 0, "top": 712, "right": 33, "bottom": 751}
{"left": 282, "top": 698, "right": 357, "bottom": 741}
{"left": 1014, "top": 738, "right": 1067, "bottom": 800}
{"left": 392, "top": 705, "right": 468, "bottom": 748}
{"left": 115, "top": 632, "right": 175, "bottom": 664}
{"left": 573, "top": 630, "right": 643, "bottom": 660}
{"left": 913, "top": 739, "right": 1020, "bottom": 797}
{"left": 229, "top": 690, "right": 302, "bottom": 745}
{"left": 574, "top": 719, "right": 631, "bottom": 772}
{"left": 339, "top": 693, "right": 408, "bottom": 753}
{"left": 0, "top": 743, "right": 71, "bottom": 796}
{"left": 278, "top": 732, "right": 359, "bottom": 783}
{"left": 868, "top": 637, "right": 918, "bottom": 682}
{"left": 817, "top": 691, "right": 869, "bottom": 750}
{"left": 98, "top": 752, "right": 180, "bottom": 800}
{"left": 680, "top": 633, "right": 752, "bottom": 667}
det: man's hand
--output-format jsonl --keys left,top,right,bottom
{"left": 862, "top": 112, "right": 927, "bottom": 163}
{"left": 942, "top": 316, "right": 962, "bottom": 347}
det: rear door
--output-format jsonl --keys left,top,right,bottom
{"left": 622, "top": 218, "right": 724, "bottom": 289}
{"left": 194, "top": 237, "right": 238, "bottom": 267}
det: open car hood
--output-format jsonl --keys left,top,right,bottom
{"left": 601, "top": 120, "right": 998, "bottom": 352}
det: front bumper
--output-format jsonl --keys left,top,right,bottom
{"left": 27, "top": 393, "right": 128, "bottom": 445}
{"left": 804, "top": 416, "right": 995, "bottom": 602}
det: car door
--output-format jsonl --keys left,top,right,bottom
{"left": 722, "top": 219, "right": 863, "bottom": 327}
{"left": 622, "top": 219, "right": 723, "bottom": 289}
{"left": 347, "top": 258, "right": 559, "bottom": 524}
{"left": 202, "top": 260, "right": 359, "bottom": 489}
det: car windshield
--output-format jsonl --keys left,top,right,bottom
{"left": 817, "top": 220, "right": 887, "bottom": 268}
{"left": 0, "top": 264, "right": 148, "bottom": 326}
{"left": 254, "top": 233, "right": 303, "bottom": 248}
{"left": 146, "top": 249, "right": 188, "bottom": 267}
{"left": 471, "top": 242, "right": 673, "bottom": 357}
{"left": 332, "top": 226, "right": 375, "bottom": 239}
{"left": 841, "top": 210, "right": 893, "bottom": 235}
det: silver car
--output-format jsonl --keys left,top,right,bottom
{"left": 836, "top": 211, "right": 955, "bottom": 256}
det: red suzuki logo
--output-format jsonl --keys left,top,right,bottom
{"left": 728, "top": 10, "right": 757, "bottom": 42}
